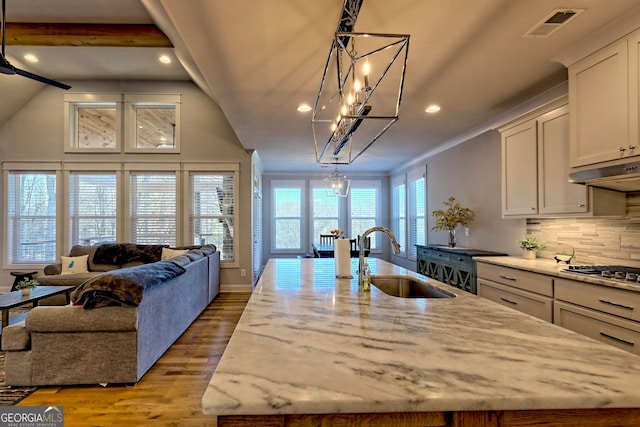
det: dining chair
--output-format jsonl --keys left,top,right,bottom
{"left": 319, "top": 234, "right": 334, "bottom": 245}
{"left": 349, "top": 239, "right": 357, "bottom": 253}
{"left": 357, "top": 235, "right": 371, "bottom": 250}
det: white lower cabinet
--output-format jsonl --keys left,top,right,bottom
{"left": 554, "top": 301, "right": 640, "bottom": 356}
{"left": 478, "top": 279, "right": 553, "bottom": 322}
{"left": 554, "top": 277, "right": 640, "bottom": 356}
{"left": 478, "top": 263, "right": 640, "bottom": 356}
{"left": 477, "top": 263, "right": 553, "bottom": 322}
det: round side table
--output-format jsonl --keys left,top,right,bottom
{"left": 10, "top": 271, "right": 38, "bottom": 292}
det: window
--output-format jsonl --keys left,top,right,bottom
{"left": 64, "top": 94, "right": 122, "bottom": 153}
{"left": 67, "top": 171, "right": 118, "bottom": 247}
{"left": 391, "top": 175, "right": 407, "bottom": 257}
{"left": 128, "top": 172, "right": 177, "bottom": 246}
{"left": 408, "top": 168, "right": 426, "bottom": 258}
{"left": 6, "top": 169, "right": 58, "bottom": 264}
{"left": 310, "top": 180, "right": 338, "bottom": 243}
{"left": 189, "top": 172, "right": 237, "bottom": 262}
{"left": 272, "top": 180, "right": 304, "bottom": 251}
{"left": 125, "top": 94, "right": 181, "bottom": 153}
{"left": 350, "top": 181, "right": 381, "bottom": 249}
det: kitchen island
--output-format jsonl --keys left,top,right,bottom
{"left": 202, "top": 258, "right": 640, "bottom": 426}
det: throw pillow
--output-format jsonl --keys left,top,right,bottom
{"left": 61, "top": 254, "right": 89, "bottom": 274}
{"left": 161, "top": 247, "right": 188, "bottom": 260}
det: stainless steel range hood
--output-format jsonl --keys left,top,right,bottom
{"left": 569, "top": 161, "right": 640, "bottom": 192}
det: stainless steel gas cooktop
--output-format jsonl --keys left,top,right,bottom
{"left": 562, "top": 265, "right": 640, "bottom": 284}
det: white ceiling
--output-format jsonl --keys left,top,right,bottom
{"left": 1, "top": 0, "right": 640, "bottom": 173}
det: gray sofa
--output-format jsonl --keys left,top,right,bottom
{"left": 2, "top": 244, "right": 220, "bottom": 386}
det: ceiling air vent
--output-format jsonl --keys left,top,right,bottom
{"left": 524, "top": 8, "right": 585, "bottom": 38}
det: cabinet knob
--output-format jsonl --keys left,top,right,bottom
{"left": 619, "top": 146, "right": 626, "bottom": 152}
{"left": 578, "top": 203, "right": 585, "bottom": 208}
{"left": 630, "top": 145, "right": 636, "bottom": 150}
{"left": 530, "top": 207, "right": 536, "bottom": 211}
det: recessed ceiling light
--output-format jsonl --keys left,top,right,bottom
{"left": 24, "top": 54, "right": 38, "bottom": 63}
{"left": 158, "top": 55, "right": 172, "bottom": 64}
{"left": 425, "top": 104, "right": 441, "bottom": 114}
{"left": 297, "top": 104, "right": 312, "bottom": 112}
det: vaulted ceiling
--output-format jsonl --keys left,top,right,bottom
{"left": 1, "top": 0, "right": 640, "bottom": 173}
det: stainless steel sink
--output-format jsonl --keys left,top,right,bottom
{"left": 370, "top": 274, "right": 457, "bottom": 298}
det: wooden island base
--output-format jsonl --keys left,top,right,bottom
{"left": 217, "top": 407, "right": 640, "bottom": 427}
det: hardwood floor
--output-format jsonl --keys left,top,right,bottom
{"left": 20, "top": 292, "right": 251, "bottom": 427}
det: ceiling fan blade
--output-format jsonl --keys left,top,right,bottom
{"left": 14, "top": 66, "right": 71, "bottom": 90}
{"left": 0, "top": 53, "right": 16, "bottom": 74}
{"left": 1, "top": 0, "right": 70, "bottom": 89}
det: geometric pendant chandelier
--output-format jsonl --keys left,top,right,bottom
{"left": 313, "top": 0, "right": 410, "bottom": 166}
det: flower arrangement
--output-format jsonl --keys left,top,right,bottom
{"left": 518, "top": 235, "right": 544, "bottom": 252}
{"left": 431, "top": 196, "right": 474, "bottom": 247}
{"left": 330, "top": 229, "right": 346, "bottom": 239}
{"left": 16, "top": 278, "right": 39, "bottom": 290}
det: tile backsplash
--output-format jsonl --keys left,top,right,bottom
{"left": 526, "top": 191, "right": 640, "bottom": 266}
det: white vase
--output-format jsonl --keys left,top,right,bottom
{"left": 21, "top": 288, "right": 30, "bottom": 295}
{"left": 522, "top": 250, "right": 536, "bottom": 260}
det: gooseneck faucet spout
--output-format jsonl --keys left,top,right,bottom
{"left": 358, "top": 226, "right": 401, "bottom": 290}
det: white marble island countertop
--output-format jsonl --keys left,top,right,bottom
{"left": 202, "top": 258, "right": 640, "bottom": 417}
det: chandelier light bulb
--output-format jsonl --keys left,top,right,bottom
{"left": 354, "top": 80, "right": 362, "bottom": 92}
{"left": 362, "top": 60, "right": 371, "bottom": 88}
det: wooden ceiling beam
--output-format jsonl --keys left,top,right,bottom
{"left": 3, "top": 23, "right": 173, "bottom": 48}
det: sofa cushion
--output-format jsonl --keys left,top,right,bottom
{"left": 36, "top": 271, "right": 102, "bottom": 287}
{"left": 161, "top": 247, "right": 188, "bottom": 260}
{"left": 61, "top": 254, "right": 89, "bottom": 274}
{"left": 1, "top": 321, "right": 30, "bottom": 351}
{"left": 26, "top": 306, "right": 138, "bottom": 333}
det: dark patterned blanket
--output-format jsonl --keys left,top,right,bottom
{"left": 71, "top": 261, "right": 186, "bottom": 309}
{"left": 93, "top": 243, "right": 167, "bottom": 265}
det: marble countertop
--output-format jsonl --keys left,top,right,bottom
{"left": 202, "top": 258, "right": 640, "bottom": 417}
{"left": 475, "top": 256, "right": 640, "bottom": 292}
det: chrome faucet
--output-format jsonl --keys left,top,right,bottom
{"left": 358, "top": 226, "right": 402, "bottom": 290}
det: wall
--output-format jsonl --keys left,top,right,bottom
{"left": 391, "top": 129, "right": 526, "bottom": 271}
{"left": 0, "top": 80, "right": 254, "bottom": 292}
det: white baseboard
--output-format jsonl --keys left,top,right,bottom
{"left": 220, "top": 283, "right": 253, "bottom": 293}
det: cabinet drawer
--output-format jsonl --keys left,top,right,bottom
{"left": 417, "top": 246, "right": 429, "bottom": 259}
{"left": 429, "top": 250, "right": 451, "bottom": 263}
{"left": 476, "top": 263, "right": 553, "bottom": 297}
{"left": 555, "top": 278, "right": 640, "bottom": 322}
{"left": 478, "top": 279, "right": 553, "bottom": 322}
{"left": 554, "top": 301, "right": 640, "bottom": 356}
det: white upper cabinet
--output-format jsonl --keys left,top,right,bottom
{"left": 501, "top": 119, "right": 538, "bottom": 216}
{"left": 500, "top": 102, "right": 625, "bottom": 218}
{"left": 537, "top": 106, "right": 589, "bottom": 214}
{"left": 569, "top": 31, "right": 640, "bottom": 168}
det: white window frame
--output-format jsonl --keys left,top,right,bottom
{"left": 183, "top": 162, "right": 240, "bottom": 267}
{"left": 63, "top": 162, "right": 122, "bottom": 251}
{"left": 124, "top": 94, "right": 181, "bottom": 153}
{"left": 3, "top": 162, "right": 62, "bottom": 268}
{"left": 63, "top": 93, "right": 122, "bottom": 153}
{"left": 124, "top": 163, "right": 181, "bottom": 246}
{"left": 271, "top": 179, "right": 305, "bottom": 253}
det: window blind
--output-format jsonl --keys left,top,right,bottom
{"left": 129, "top": 172, "right": 176, "bottom": 246}
{"left": 68, "top": 172, "right": 117, "bottom": 246}
{"left": 7, "top": 172, "right": 57, "bottom": 263}
{"left": 391, "top": 175, "right": 406, "bottom": 256}
{"left": 189, "top": 173, "right": 235, "bottom": 261}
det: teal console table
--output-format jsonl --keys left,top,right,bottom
{"left": 416, "top": 245, "right": 507, "bottom": 294}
